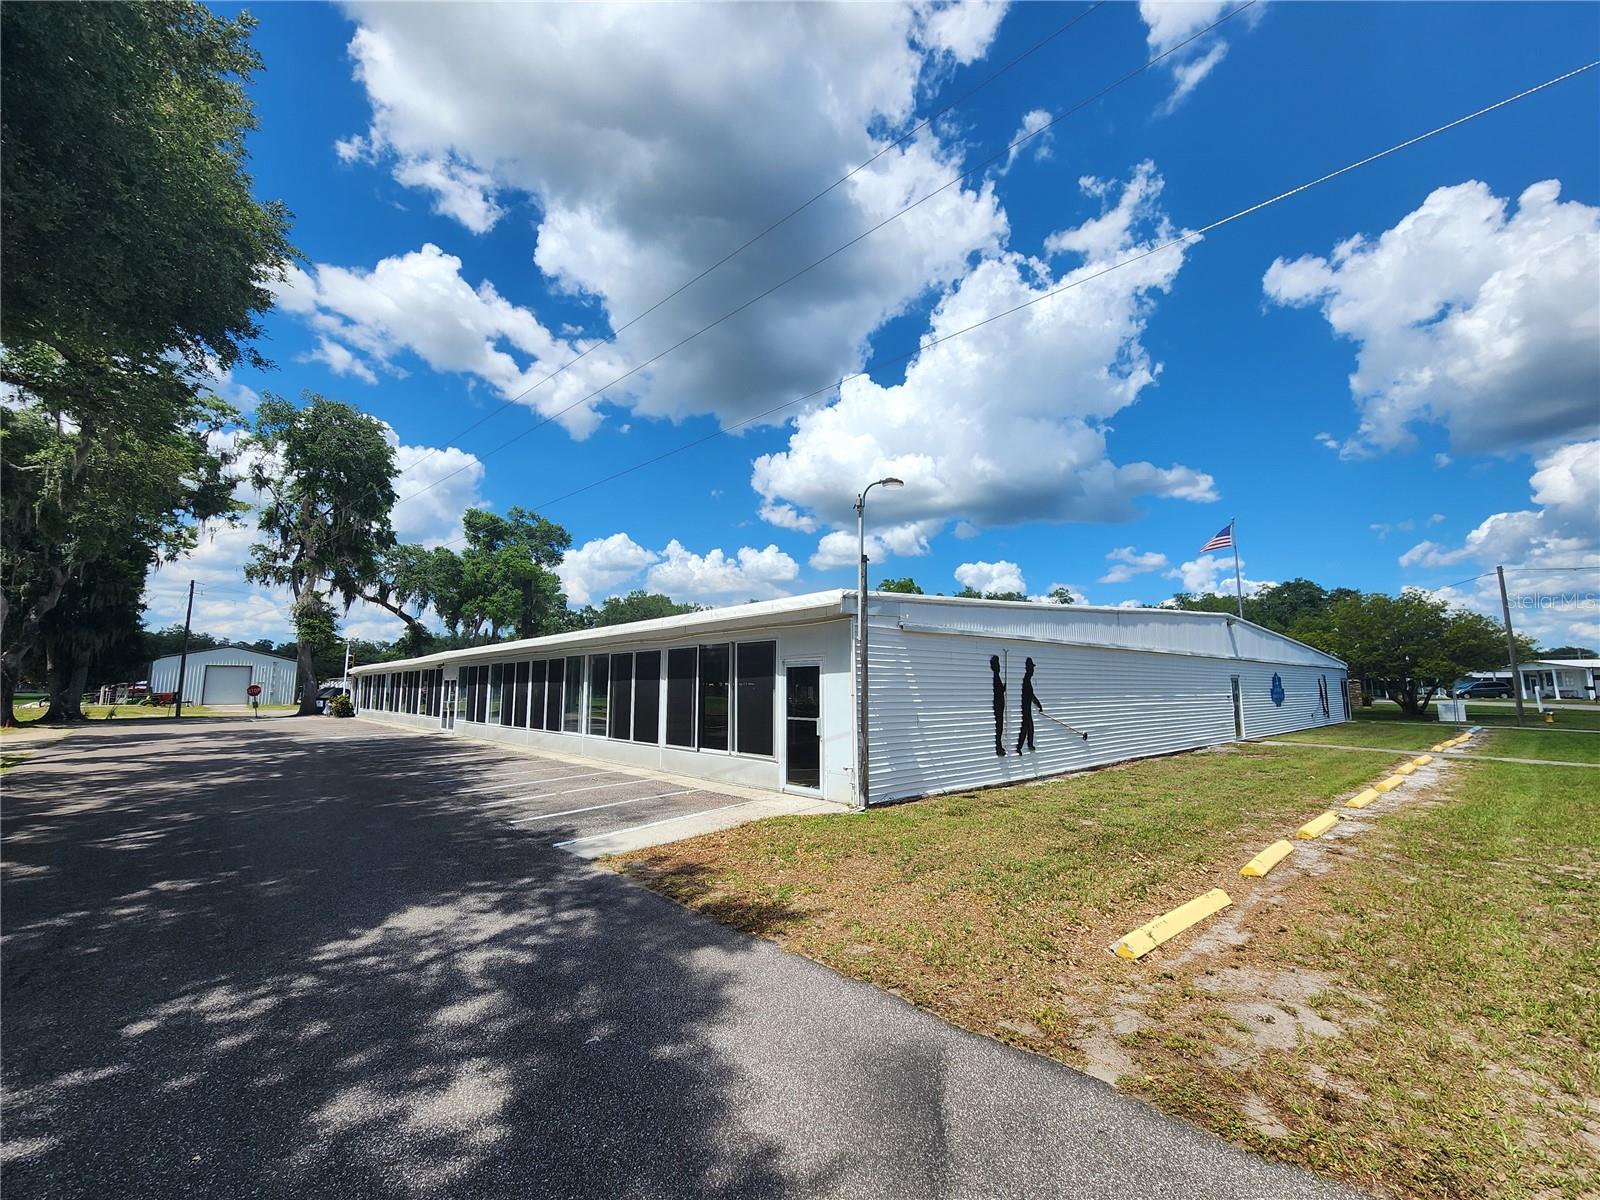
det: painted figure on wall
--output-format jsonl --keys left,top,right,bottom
{"left": 1015, "top": 657, "right": 1042, "bottom": 753}
{"left": 989, "top": 655, "right": 1006, "bottom": 756}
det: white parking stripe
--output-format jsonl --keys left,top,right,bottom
{"left": 546, "top": 778, "right": 665, "bottom": 797}
{"left": 505, "top": 790, "right": 693, "bottom": 824}
{"left": 553, "top": 798, "right": 745, "bottom": 846}
{"left": 457, "top": 772, "right": 610, "bottom": 795}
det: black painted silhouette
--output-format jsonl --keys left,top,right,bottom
{"left": 989, "top": 655, "right": 1006, "bottom": 756}
{"left": 1015, "top": 657, "right": 1042, "bottom": 753}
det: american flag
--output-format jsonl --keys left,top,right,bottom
{"left": 1200, "top": 522, "right": 1234, "bottom": 553}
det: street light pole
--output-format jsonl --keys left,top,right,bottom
{"left": 854, "top": 476, "right": 903, "bottom": 812}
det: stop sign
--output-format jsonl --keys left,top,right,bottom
{"left": 246, "top": 683, "right": 262, "bottom": 698}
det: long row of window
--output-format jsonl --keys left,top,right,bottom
{"left": 358, "top": 668, "right": 445, "bottom": 717}
{"left": 358, "top": 641, "right": 777, "bottom": 759}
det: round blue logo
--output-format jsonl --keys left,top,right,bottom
{"left": 1270, "top": 673, "right": 1285, "bottom": 706}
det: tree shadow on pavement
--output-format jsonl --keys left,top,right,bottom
{"left": 1, "top": 720, "right": 837, "bottom": 1198}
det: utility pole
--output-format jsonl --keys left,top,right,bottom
{"left": 1496, "top": 565, "right": 1525, "bottom": 726}
{"left": 173, "top": 580, "right": 195, "bottom": 719}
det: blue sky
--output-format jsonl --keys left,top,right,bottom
{"left": 155, "top": 1, "right": 1600, "bottom": 649}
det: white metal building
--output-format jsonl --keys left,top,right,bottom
{"left": 148, "top": 645, "right": 299, "bottom": 707}
{"left": 1469, "top": 660, "right": 1600, "bottom": 701}
{"left": 350, "top": 591, "right": 1349, "bottom": 807}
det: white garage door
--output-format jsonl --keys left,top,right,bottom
{"left": 201, "top": 665, "right": 254, "bottom": 706}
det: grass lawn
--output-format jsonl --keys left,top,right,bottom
{"left": 1268, "top": 723, "right": 1450, "bottom": 751}
{"left": 1478, "top": 728, "right": 1600, "bottom": 764}
{"left": 1355, "top": 701, "right": 1600, "bottom": 732}
{"left": 615, "top": 744, "right": 1599, "bottom": 1199}
{"left": 1268, "top": 721, "right": 1600, "bottom": 765}
{"left": 6, "top": 702, "right": 298, "bottom": 725}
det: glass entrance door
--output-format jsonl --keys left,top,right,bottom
{"left": 441, "top": 679, "right": 457, "bottom": 730}
{"left": 784, "top": 663, "right": 821, "bottom": 791}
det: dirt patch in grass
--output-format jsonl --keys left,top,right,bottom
{"left": 616, "top": 746, "right": 1598, "bottom": 1199}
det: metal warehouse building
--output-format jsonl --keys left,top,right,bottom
{"left": 149, "top": 645, "right": 299, "bottom": 707}
{"left": 351, "top": 591, "right": 1348, "bottom": 807}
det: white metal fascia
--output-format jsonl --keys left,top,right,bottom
{"left": 350, "top": 592, "right": 851, "bottom": 676}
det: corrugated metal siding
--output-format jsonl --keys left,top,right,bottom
{"left": 148, "top": 648, "right": 298, "bottom": 705}
{"left": 1236, "top": 661, "right": 1347, "bottom": 739}
{"left": 866, "top": 625, "right": 1346, "bottom": 803}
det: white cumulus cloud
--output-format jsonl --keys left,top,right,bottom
{"left": 753, "top": 163, "right": 1215, "bottom": 568}
{"left": 646, "top": 540, "right": 800, "bottom": 604}
{"left": 556, "top": 533, "right": 661, "bottom": 607}
{"left": 955, "top": 559, "right": 1026, "bottom": 595}
{"left": 1165, "top": 553, "right": 1272, "bottom": 598}
{"left": 1264, "top": 179, "right": 1600, "bottom": 458}
{"left": 1138, "top": 0, "right": 1263, "bottom": 111}
{"left": 1399, "top": 440, "right": 1599, "bottom": 573}
{"left": 328, "top": 2, "right": 1009, "bottom": 431}
{"left": 273, "top": 245, "right": 628, "bottom": 439}
{"left": 1098, "top": 545, "right": 1169, "bottom": 583}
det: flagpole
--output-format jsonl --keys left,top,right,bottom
{"left": 1230, "top": 518, "right": 1244, "bottom": 619}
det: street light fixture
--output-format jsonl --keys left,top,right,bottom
{"left": 854, "top": 476, "right": 904, "bottom": 811}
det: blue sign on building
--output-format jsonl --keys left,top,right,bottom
{"left": 1270, "top": 673, "right": 1285, "bottom": 706}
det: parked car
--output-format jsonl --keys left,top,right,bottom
{"left": 313, "top": 683, "right": 349, "bottom": 714}
{"left": 127, "top": 680, "right": 150, "bottom": 699}
{"left": 1454, "top": 679, "right": 1512, "bottom": 699}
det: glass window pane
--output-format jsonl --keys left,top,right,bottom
{"left": 588, "top": 654, "right": 609, "bottom": 735}
{"left": 609, "top": 653, "right": 633, "bottom": 740}
{"left": 633, "top": 651, "right": 660, "bottom": 744}
{"left": 785, "top": 664, "right": 821, "bottom": 789}
{"left": 501, "top": 662, "right": 518, "bottom": 727}
{"left": 735, "top": 641, "right": 776, "bottom": 757}
{"left": 563, "top": 656, "right": 584, "bottom": 732}
{"left": 698, "top": 644, "right": 730, "bottom": 751}
{"left": 488, "top": 664, "right": 503, "bottom": 724}
{"left": 529, "top": 660, "right": 547, "bottom": 730}
{"left": 547, "top": 658, "right": 566, "bottom": 731}
{"left": 513, "top": 661, "right": 530, "bottom": 726}
{"left": 666, "top": 647, "right": 696, "bottom": 747}
{"left": 456, "top": 671, "right": 467, "bottom": 720}
{"left": 473, "top": 665, "right": 487, "bottom": 723}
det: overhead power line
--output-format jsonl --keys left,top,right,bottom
{"left": 391, "top": 0, "right": 1258, "bottom": 512}
{"left": 433, "top": 58, "right": 1596, "bottom": 535}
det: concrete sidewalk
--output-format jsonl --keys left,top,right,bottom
{"left": 2, "top": 720, "right": 1359, "bottom": 1199}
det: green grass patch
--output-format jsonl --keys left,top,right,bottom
{"left": 618, "top": 741, "right": 1600, "bottom": 1199}
{"left": 1478, "top": 728, "right": 1600, "bottom": 764}
{"left": 7, "top": 702, "right": 298, "bottom": 724}
{"left": 1355, "top": 701, "right": 1600, "bottom": 731}
{"left": 1267, "top": 722, "right": 1449, "bottom": 751}
{"left": 1155, "top": 758, "right": 1599, "bottom": 1199}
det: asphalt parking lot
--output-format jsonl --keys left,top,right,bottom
{"left": 2, "top": 718, "right": 1355, "bottom": 1200}
{"left": 358, "top": 724, "right": 778, "bottom": 854}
